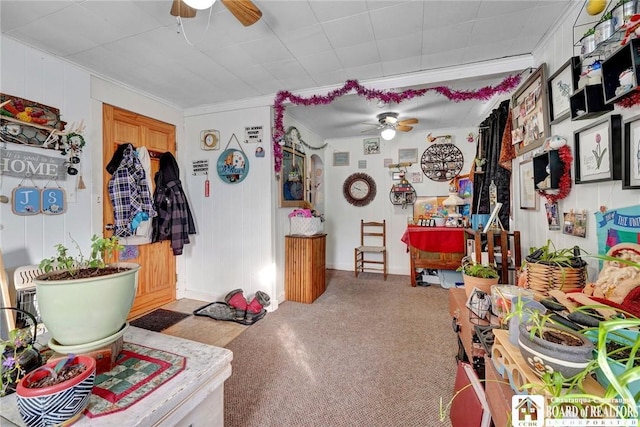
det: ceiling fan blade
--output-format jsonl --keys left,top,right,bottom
{"left": 397, "top": 125, "right": 413, "bottom": 132}
{"left": 170, "top": 0, "right": 197, "bottom": 18}
{"left": 398, "top": 118, "right": 418, "bottom": 126}
{"left": 221, "top": 0, "right": 262, "bottom": 26}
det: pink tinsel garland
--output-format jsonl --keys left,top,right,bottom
{"left": 272, "top": 76, "right": 522, "bottom": 172}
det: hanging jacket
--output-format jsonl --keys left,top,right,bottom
{"left": 152, "top": 152, "right": 196, "bottom": 255}
{"left": 107, "top": 144, "right": 157, "bottom": 237}
{"left": 119, "top": 146, "right": 154, "bottom": 245}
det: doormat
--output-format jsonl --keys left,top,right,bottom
{"left": 84, "top": 342, "right": 186, "bottom": 418}
{"left": 129, "top": 309, "right": 190, "bottom": 332}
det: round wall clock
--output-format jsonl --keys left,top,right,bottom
{"left": 343, "top": 173, "right": 376, "bottom": 206}
{"left": 201, "top": 129, "right": 220, "bottom": 150}
{"left": 420, "top": 143, "right": 464, "bottom": 182}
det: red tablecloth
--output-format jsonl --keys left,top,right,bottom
{"left": 400, "top": 225, "right": 465, "bottom": 253}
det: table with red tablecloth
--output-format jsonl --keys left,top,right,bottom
{"left": 401, "top": 226, "right": 466, "bottom": 286}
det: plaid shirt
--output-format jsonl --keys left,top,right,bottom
{"left": 152, "top": 152, "right": 196, "bottom": 255}
{"left": 108, "top": 145, "right": 157, "bottom": 237}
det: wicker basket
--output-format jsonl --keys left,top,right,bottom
{"left": 525, "top": 262, "right": 587, "bottom": 299}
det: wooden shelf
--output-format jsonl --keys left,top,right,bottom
{"left": 570, "top": 84, "right": 613, "bottom": 120}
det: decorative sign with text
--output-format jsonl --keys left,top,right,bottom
{"left": 244, "top": 125, "right": 263, "bottom": 144}
{"left": 595, "top": 205, "right": 640, "bottom": 254}
{"left": 1, "top": 149, "right": 66, "bottom": 180}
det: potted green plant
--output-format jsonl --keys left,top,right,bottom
{"left": 524, "top": 240, "right": 587, "bottom": 299}
{"left": 595, "top": 11, "right": 614, "bottom": 45}
{"left": 34, "top": 235, "right": 140, "bottom": 350}
{"left": 457, "top": 257, "right": 500, "bottom": 297}
{"left": 16, "top": 354, "right": 96, "bottom": 427}
{"left": 0, "top": 308, "right": 42, "bottom": 397}
{"left": 517, "top": 310, "right": 595, "bottom": 381}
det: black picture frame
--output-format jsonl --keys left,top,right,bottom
{"left": 513, "top": 64, "right": 551, "bottom": 156}
{"left": 547, "top": 57, "right": 580, "bottom": 125}
{"left": 622, "top": 114, "right": 640, "bottom": 189}
{"left": 574, "top": 114, "right": 622, "bottom": 184}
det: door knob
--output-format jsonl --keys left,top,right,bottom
{"left": 105, "top": 223, "right": 115, "bottom": 231}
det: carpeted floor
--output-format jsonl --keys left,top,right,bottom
{"left": 224, "top": 269, "right": 458, "bottom": 427}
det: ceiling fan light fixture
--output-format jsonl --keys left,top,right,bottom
{"left": 381, "top": 127, "right": 396, "bottom": 141}
{"left": 183, "top": 0, "right": 216, "bottom": 10}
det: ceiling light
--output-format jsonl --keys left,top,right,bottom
{"left": 184, "top": 0, "right": 216, "bottom": 10}
{"left": 381, "top": 127, "right": 396, "bottom": 141}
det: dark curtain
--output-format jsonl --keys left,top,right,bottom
{"left": 472, "top": 99, "right": 511, "bottom": 230}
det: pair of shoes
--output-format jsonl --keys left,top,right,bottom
{"left": 225, "top": 289, "right": 271, "bottom": 319}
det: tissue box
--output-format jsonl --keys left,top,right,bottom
{"left": 290, "top": 217, "right": 323, "bottom": 236}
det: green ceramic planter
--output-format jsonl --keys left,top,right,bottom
{"left": 34, "top": 263, "right": 139, "bottom": 346}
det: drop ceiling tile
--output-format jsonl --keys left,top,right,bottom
{"left": 468, "top": 11, "right": 527, "bottom": 46}
{"left": 309, "top": 1, "right": 368, "bottom": 22}
{"left": 6, "top": 21, "right": 96, "bottom": 58}
{"left": 275, "top": 75, "right": 319, "bottom": 93}
{"left": 369, "top": 2, "right": 424, "bottom": 39}
{"left": 297, "top": 50, "right": 344, "bottom": 74}
{"left": 477, "top": 1, "right": 544, "bottom": 19}
{"left": 309, "top": 69, "right": 350, "bottom": 87}
{"left": 276, "top": 24, "right": 333, "bottom": 58}
{"left": 237, "top": 35, "right": 293, "bottom": 63}
{"left": 381, "top": 56, "right": 422, "bottom": 77}
{"left": 200, "top": 44, "right": 256, "bottom": 70}
{"left": 262, "top": 59, "right": 306, "bottom": 79}
{"left": 321, "top": 13, "right": 374, "bottom": 49}
{"left": 423, "top": 2, "right": 480, "bottom": 30}
{"left": 261, "top": 1, "right": 318, "bottom": 32}
{"left": 521, "top": 3, "right": 570, "bottom": 40}
{"left": 421, "top": 48, "right": 465, "bottom": 70}
{"left": 334, "top": 41, "right": 379, "bottom": 68}
{"left": 344, "top": 62, "right": 384, "bottom": 81}
{"left": 421, "top": 21, "right": 474, "bottom": 55}
{"left": 77, "top": 1, "right": 160, "bottom": 36}
{"left": 0, "top": 1, "right": 73, "bottom": 32}
{"left": 376, "top": 33, "right": 422, "bottom": 62}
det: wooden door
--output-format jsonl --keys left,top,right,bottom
{"left": 102, "top": 104, "right": 177, "bottom": 319}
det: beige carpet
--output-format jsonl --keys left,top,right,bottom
{"left": 224, "top": 270, "right": 457, "bottom": 427}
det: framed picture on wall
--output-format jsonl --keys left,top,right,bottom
{"left": 623, "top": 114, "right": 640, "bottom": 189}
{"left": 512, "top": 64, "right": 550, "bottom": 156}
{"left": 363, "top": 138, "right": 380, "bottom": 155}
{"left": 547, "top": 57, "right": 579, "bottom": 125}
{"left": 574, "top": 115, "right": 622, "bottom": 184}
{"left": 398, "top": 148, "right": 418, "bottom": 163}
{"left": 333, "top": 152, "right": 350, "bottom": 166}
{"left": 519, "top": 159, "right": 537, "bottom": 210}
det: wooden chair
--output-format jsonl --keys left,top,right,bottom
{"left": 354, "top": 220, "right": 387, "bottom": 280}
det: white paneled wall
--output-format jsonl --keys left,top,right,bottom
{"left": 1, "top": 37, "right": 94, "bottom": 269}
{"left": 183, "top": 108, "right": 278, "bottom": 306}
{"left": 324, "top": 128, "right": 478, "bottom": 275}
{"left": 515, "top": 2, "right": 640, "bottom": 280}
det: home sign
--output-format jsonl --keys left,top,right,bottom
{"left": 1, "top": 148, "right": 67, "bottom": 180}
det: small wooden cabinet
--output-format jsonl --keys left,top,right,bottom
{"left": 285, "top": 234, "right": 326, "bottom": 303}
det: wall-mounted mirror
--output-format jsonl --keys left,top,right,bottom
{"left": 280, "top": 146, "right": 306, "bottom": 208}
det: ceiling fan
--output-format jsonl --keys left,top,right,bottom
{"left": 170, "top": 0, "right": 262, "bottom": 26}
{"left": 361, "top": 112, "right": 419, "bottom": 141}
